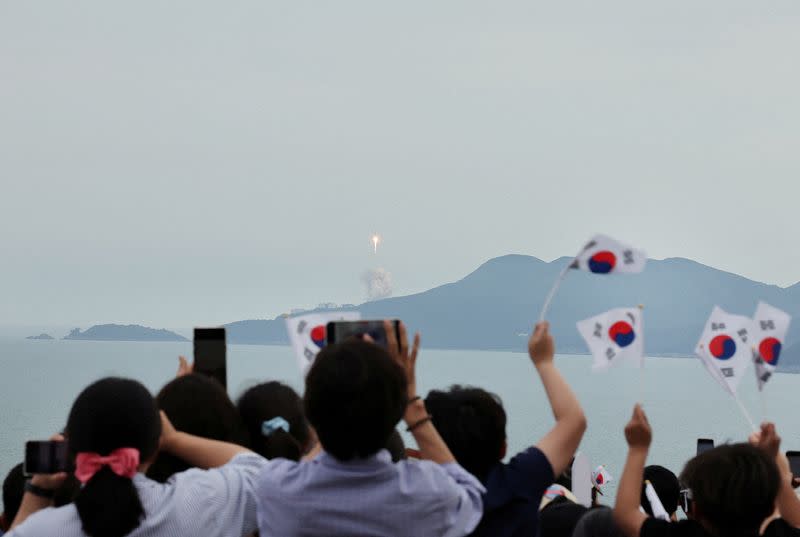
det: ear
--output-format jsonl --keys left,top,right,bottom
{"left": 500, "top": 439, "right": 507, "bottom": 460}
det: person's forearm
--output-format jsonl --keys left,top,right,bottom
{"left": 10, "top": 493, "right": 52, "bottom": 529}
{"left": 162, "top": 432, "right": 252, "bottom": 469}
{"left": 535, "top": 362, "right": 585, "bottom": 425}
{"left": 777, "top": 474, "right": 800, "bottom": 527}
{"left": 614, "top": 447, "right": 649, "bottom": 537}
{"left": 405, "top": 400, "right": 455, "bottom": 465}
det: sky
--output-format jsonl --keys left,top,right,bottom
{"left": 2, "top": 1, "right": 799, "bottom": 332}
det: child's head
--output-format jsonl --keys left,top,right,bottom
{"left": 680, "top": 443, "right": 780, "bottom": 534}
{"left": 424, "top": 385, "right": 506, "bottom": 481}
{"left": 237, "top": 381, "right": 311, "bottom": 461}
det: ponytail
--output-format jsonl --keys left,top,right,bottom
{"left": 259, "top": 428, "right": 303, "bottom": 461}
{"left": 75, "top": 467, "right": 143, "bottom": 537}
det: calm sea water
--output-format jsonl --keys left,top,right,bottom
{"left": 1, "top": 338, "right": 799, "bottom": 499}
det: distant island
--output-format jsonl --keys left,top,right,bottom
{"left": 26, "top": 333, "right": 54, "bottom": 340}
{"left": 63, "top": 324, "right": 188, "bottom": 342}
{"left": 48, "top": 254, "right": 800, "bottom": 374}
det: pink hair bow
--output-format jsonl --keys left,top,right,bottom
{"left": 75, "top": 448, "right": 140, "bottom": 483}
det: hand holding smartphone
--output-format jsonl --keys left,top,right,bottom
{"left": 786, "top": 451, "right": 800, "bottom": 489}
{"left": 24, "top": 440, "right": 70, "bottom": 476}
{"left": 193, "top": 328, "right": 227, "bottom": 390}
{"left": 326, "top": 320, "right": 401, "bottom": 349}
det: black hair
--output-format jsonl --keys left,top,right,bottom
{"left": 385, "top": 429, "right": 407, "bottom": 463}
{"left": 237, "top": 381, "right": 310, "bottom": 461}
{"left": 679, "top": 443, "right": 780, "bottom": 535}
{"left": 304, "top": 340, "right": 407, "bottom": 461}
{"left": 424, "top": 385, "right": 506, "bottom": 482}
{"left": 67, "top": 377, "right": 161, "bottom": 537}
{"left": 641, "top": 465, "right": 680, "bottom": 517}
{"left": 147, "top": 373, "right": 246, "bottom": 482}
{"left": 2, "top": 463, "right": 24, "bottom": 527}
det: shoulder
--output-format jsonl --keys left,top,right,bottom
{"left": 166, "top": 452, "right": 268, "bottom": 496}
{"left": 5, "top": 505, "right": 82, "bottom": 536}
{"left": 485, "top": 446, "right": 554, "bottom": 500}
{"left": 506, "top": 446, "right": 553, "bottom": 475}
{"left": 395, "top": 459, "right": 483, "bottom": 500}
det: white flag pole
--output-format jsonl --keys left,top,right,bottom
{"left": 539, "top": 263, "right": 572, "bottom": 322}
{"left": 732, "top": 392, "right": 758, "bottom": 433}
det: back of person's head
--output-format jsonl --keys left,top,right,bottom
{"left": 304, "top": 340, "right": 407, "bottom": 461}
{"left": 148, "top": 373, "right": 245, "bottom": 481}
{"left": 2, "top": 463, "right": 24, "bottom": 529}
{"left": 67, "top": 377, "right": 161, "bottom": 537}
{"left": 641, "top": 465, "right": 680, "bottom": 517}
{"left": 424, "top": 385, "right": 506, "bottom": 481}
{"left": 679, "top": 443, "right": 780, "bottom": 535}
{"left": 237, "top": 381, "right": 310, "bottom": 461}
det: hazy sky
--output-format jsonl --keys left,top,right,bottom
{"left": 2, "top": 1, "right": 799, "bottom": 330}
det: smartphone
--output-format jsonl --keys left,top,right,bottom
{"left": 326, "top": 320, "right": 401, "bottom": 348}
{"left": 787, "top": 451, "right": 800, "bottom": 477}
{"left": 193, "top": 327, "right": 227, "bottom": 389}
{"left": 24, "top": 441, "right": 70, "bottom": 476}
{"left": 696, "top": 438, "right": 714, "bottom": 455}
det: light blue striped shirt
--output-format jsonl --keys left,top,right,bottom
{"left": 256, "top": 449, "right": 485, "bottom": 537}
{"left": 6, "top": 452, "right": 267, "bottom": 537}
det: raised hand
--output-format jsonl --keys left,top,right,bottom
{"left": 384, "top": 320, "right": 420, "bottom": 398}
{"left": 528, "top": 322, "right": 555, "bottom": 366}
{"left": 624, "top": 404, "right": 652, "bottom": 450}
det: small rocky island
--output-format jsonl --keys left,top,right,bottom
{"left": 26, "top": 333, "right": 55, "bottom": 340}
{"left": 63, "top": 324, "right": 188, "bottom": 342}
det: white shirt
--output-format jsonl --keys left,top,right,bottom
{"left": 7, "top": 453, "right": 267, "bottom": 537}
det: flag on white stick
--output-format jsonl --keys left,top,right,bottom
{"left": 592, "top": 465, "right": 614, "bottom": 490}
{"left": 577, "top": 307, "right": 645, "bottom": 371}
{"left": 695, "top": 306, "right": 754, "bottom": 395}
{"left": 286, "top": 311, "right": 361, "bottom": 377}
{"left": 752, "top": 302, "right": 791, "bottom": 391}
{"left": 571, "top": 234, "right": 647, "bottom": 275}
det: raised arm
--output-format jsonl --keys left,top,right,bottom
{"left": 530, "top": 322, "right": 587, "bottom": 475}
{"left": 613, "top": 404, "right": 652, "bottom": 537}
{"left": 750, "top": 423, "right": 800, "bottom": 528}
{"left": 159, "top": 411, "right": 253, "bottom": 469}
{"left": 386, "top": 321, "right": 456, "bottom": 465}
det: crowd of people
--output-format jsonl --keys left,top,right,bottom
{"left": 1, "top": 321, "right": 799, "bottom": 537}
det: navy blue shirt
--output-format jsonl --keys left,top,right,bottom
{"left": 470, "top": 446, "right": 555, "bottom": 537}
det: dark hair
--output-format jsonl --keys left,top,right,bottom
{"left": 2, "top": 463, "right": 24, "bottom": 527}
{"left": 385, "top": 429, "right": 406, "bottom": 463}
{"left": 148, "top": 374, "right": 245, "bottom": 482}
{"left": 424, "top": 385, "right": 506, "bottom": 481}
{"left": 641, "top": 465, "right": 680, "bottom": 517}
{"left": 304, "top": 340, "right": 407, "bottom": 461}
{"left": 679, "top": 443, "right": 780, "bottom": 534}
{"left": 237, "top": 381, "right": 310, "bottom": 461}
{"left": 67, "top": 378, "right": 161, "bottom": 537}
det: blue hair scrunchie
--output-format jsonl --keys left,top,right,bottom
{"left": 261, "top": 417, "right": 290, "bottom": 437}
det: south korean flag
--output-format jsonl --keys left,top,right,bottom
{"left": 695, "top": 307, "right": 754, "bottom": 395}
{"left": 286, "top": 311, "right": 361, "bottom": 377}
{"left": 752, "top": 302, "right": 791, "bottom": 391}
{"left": 571, "top": 235, "right": 647, "bottom": 275}
{"left": 577, "top": 307, "right": 645, "bottom": 371}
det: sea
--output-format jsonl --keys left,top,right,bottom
{"left": 1, "top": 338, "right": 799, "bottom": 499}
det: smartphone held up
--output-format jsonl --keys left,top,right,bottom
{"left": 193, "top": 327, "right": 227, "bottom": 390}
{"left": 24, "top": 440, "right": 70, "bottom": 476}
{"left": 326, "top": 320, "right": 401, "bottom": 349}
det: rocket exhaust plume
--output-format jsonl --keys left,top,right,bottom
{"left": 362, "top": 268, "right": 392, "bottom": 301}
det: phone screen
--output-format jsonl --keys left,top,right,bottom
{"left": 326, "top": 320, "right": 401, "bottom": 349}
{"left": 697, "top": 438, "right": 714, "bottom": 455}
{"left": 787, "top": 451, "right": 800, "bottom": 476}
{"left": 24, "top": 441, "right": 70, "bottom": 476}
{"left": 194, "top": 327, "right": 227, "bottom": 389}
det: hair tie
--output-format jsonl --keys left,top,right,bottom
{"left": 75, "top": 447, "right": 140, "bottom": 483}
{"left": 262, "top": 417, "right": 290, "bottom": 437}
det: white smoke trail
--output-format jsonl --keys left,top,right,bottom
{"left": 361, "top": 268, "right": 393, "bottom": 301}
